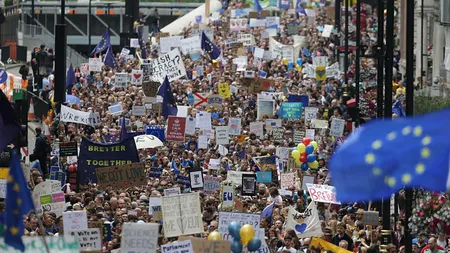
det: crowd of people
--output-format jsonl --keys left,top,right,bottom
{"left": 10, "top": 0, "right": 442, "bottom": 253}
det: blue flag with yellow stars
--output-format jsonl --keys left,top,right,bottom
{"left": 103, "top": 46, "right": 118, "bottom": 69}
{"left": 329, "top": 108, "right": 450, "bottom": 202}
{"left": 201, "top": 32, "right": 221, "bottom": 60}
{"left": 157, "top": 76, "right": 178, "bottom": 118}
{"left": 5, "top": 149, "right": 34, "bottom": 251}
{"left": 91, "top": 29, "right": 111, "bottom": 55}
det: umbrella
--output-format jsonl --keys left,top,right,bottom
{"left": 65, "top": 94, "right": 82, "bottom": 105}
{"left": 134, "top": 135, "right": 164, "bottom": 149}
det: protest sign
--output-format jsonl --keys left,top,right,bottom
{"left": 272, "top": 128, "right": 284, "bottom": 142}
{"left": 161, "top": 240, "right": 194, "bottom": 253}
{"left": 215, "top": 126, "right": 229, "bottom": 145}
{"left": 306, "top": 183, "right": 341, "bottom": 204}
{"left": 40, "top": 191, "right": 66, "bottom": 217}
{"left": 241, "top": 174, "right": 256, "bottom": 196}
{"left": 228, "top": 118, "right": 241, "bottom": 135}
{"left": 256, "top": 171, "right": 272, "bottom": 183}
{"left": 121, "top": 223, "right": 159, "bottom": 253}
{"left": 330, "top": 118, "right": 345, "bottom": 137}
{"left": 302, "top": 175, "right": 315, "bottom": 191}
{"left": 77, "top": 138, "right": 139, "bottom": 185}
{"left": 180, "top": 36, "right": 201, "bottom": 54}
{"left": 306, "top": 129, "right": 315, "bottom": 141}
{"left": 203, "top": 175, "right": 221, "bottom": 194}
{"left": 281, "top": 173, "right": 295, "bottom": 189}
{"left": 218, "top": 212, "right": 260, "bottom": 241}
{"left": 61, "top": 105, "right": 100, "bottom": 126}
{"left": 63, "top": 211, "right": 88, "bottom": 232}
{"left": 32, "top": 180, "right": 61, "bottom": 212}
{"left": 207, "top": 94, "right": 223, "bottom": 110}
{"left": 220, "top": 182, "right": 234, "bottom": 210}
{"left": 226, "top": 171, "right": 253, "bottom": 185}
{"left": 96, "top": 162, "right": 146, "bottom": 190}
{"left": 108, "top": 104, "right": 123, "bottom": 115}
{"left": 250, "top": 122, "right": 264, "bottom": 138}
{"left": 189, "top": 167, "right": 204, "bottom": 190}
{"left": 286, "top": 201, "right": 323, "bottom": 238}
{"left": 0, "top": 236, "right": 80, "bottom": 253}
{"left": 363, "top": 211, "right": 379, "bottom": 226}
{"left": 293, "top": 130, "right": 306, "bottom": 143}
{"left": 280, "top": 102, "right": 303, "bottom": 119}
{"left": 114, "top": 72, "right": 128, "bottom": 88}
{"left": 59, "top": 142, "right": 78, "bottom": 157}
{"left": 167, "top": 116, "right": 186, "bottom": 142}
{"left": 304, "top": 107, "right": 319, "bottom": 123}
{"left": 149, "top": 167, "right": 163, "bottom": 178}
{"left": 161, "top": 193, "right": 204, "bottom": 237}
{"left": 141, "top": 49, "right": 186, "bottom": 82}
{"left": 69, "top": 228, "right": 102, "bottom": 252}
{"left": 131, "top": 69, "right": 143, "bottom": 85}
{"left": 310, "top": 119, "right": 328, "bottom": 129}
{"left": 178, "top": 237, "right": 231, "bottom": 253}
{"left": 131, "top": 105, "right": 146, "bottom": 116}
{"left": 120, "top": 48, "right": 130, "bottom": 58}
{"left": 164, "top": 187, "right": 181, "bottom": 196}
{"left": 89, "top": 58, "right": 102, "bottom": 72}
{"left": 0, "top": 179, "right": 5, "bottom": 198}
{"left": 257, "top": 98, "right": 275, "bottom": 120}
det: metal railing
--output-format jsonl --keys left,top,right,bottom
{"left": 18, "top": 21, "right": 88, "bottom": 67}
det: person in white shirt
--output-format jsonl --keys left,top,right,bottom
{"left": 268, "top": 187, "right": 283, "bottom": 207}
{"left": 437, "top": 233, "right": 447, "bottom": 250}
{"left": 277, "top": 235, "right": 297, "bottom": 253}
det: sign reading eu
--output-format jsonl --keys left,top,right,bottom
{"left": 77, "top": 138, "right": 139, "bottom": 185}
{"left": 280, "top": 102, "right": 303, "bottom": 119}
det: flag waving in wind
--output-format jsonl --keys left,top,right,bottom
{"left": 157, "top": 76, "right": 178, "bottom": 118}
{"left": 0, "top": 90, "right": 20, "bottom": 151}
{"left": 254, "top": 0, "right": 263, "bottom": 12}
{"left": 295, "top": 0, "right": 307, "bottom": 15}
{"left": 201, "top": 32, "right": 221, "bottom": 60}
{"left": 330, "top": 107, "right": 450, "bottom": 202}
{"left": 103, "top": 46, "right": 118, "bottom": 69}
{"left": 5, "top": 149, "right": 34, "bottom": 251}
{"left": 91, "top": 29, "right": 111, "bottom": 55}
{"left": 66, "top": 64, "right": 75, "bottom": 89}
{"left": 286, "top": 201, "right": 323, "bottom": 238}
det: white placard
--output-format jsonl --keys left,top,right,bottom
{"left": 164, "top": 187, "right": 181, "bottom": 196}
{"left": 190, "top": 170, "right": 204, "bottom": 189}
{"left": 0, "top": 179, "right": 5, "bottom": 198}
{"left": 215, "top": 126, "right": 229, "bottom": 145}
{"left": 254, "top": 47, "right": 265, "bottom": 59}
{"left": 60, "top": 105, "right": 100, "bottom": 126}
{"left": 228, "top": 118, "right": 241, "bottom": 135}
{"left": 141, "top": 49, "right": 186, "bottom": 82}
{"left": 185, "top": 117, "right": 196, "bottom": 135}
{"left": 88, "top": 58, "right": 102, "bottom": 72}
{"left": 304, "top": 107, "right": 319, "bottom": 123}
{"left": 306, "top": 183, "right": 341, "bottom": 204}
{"left": 132, "top": 106, "right": 146, "bottom": 116}
{"left": 250, "top": 122, "right": 264, "bottom": 138}
{"left": 330, "top": 118, "right": 345, "bottom": 137}
{"left": 130, "top": 38, "right": 139, "bottom": 48}
{"left": 321, "top": 25, "right": 334, "bottom": 38}
{"left": 306, "top": 129, "right": 315, "bottom": 141}
{"left": 161, "top": 240, "right": 194, "bottom": 253}
{"left": 218, "top": 212, "right": 261, "bottom": 241}
{"left": 180, "top": 36, "right": 201, "bottom": 54}
{"left": 226, "top": 171, "right": 254, "bottom": 186}
{"left": 0, "top": 236, "right": 80, "bottom": 253}
{"left": 195, "top": 111, "right": 212, "bottom": 130}
{"left": 281, "top": 173, "right": 295, "bottom": 189}
{"left": 302, "top": 175, "right": 315, "bottom": 191}
{"left": 69, "top": 228, "right": 102, "bottom": 251}
{"left": 198, "top": 135, "right": 208, "bottom": 149}
{"left": 221, "top": 183, "right": 234, "bottom": 208}
{"left": 114, "top": 72, "right": 128, "bottom": 88}
{"left": 208, "top": 158, "right": 220, "bottom": 170}
{"left": 120, "top": 48, "right": 130, "bottom": 58}
{"left": 121, "top": 223, "right": 159, "bottom": 253}
{"left": 160, "top": 36, "right": 184, "bottom": 53}
{"left": 63, "top": 211, "right": 88, "bottom": 232}
{"left": 131, "top": 69, "right": 143, "bottom": 86}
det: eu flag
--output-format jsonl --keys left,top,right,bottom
{"left": 260, "top": 202, "right": 274, "bottom": 222}
{"left": 66, "top": 64, "right": 75, "bottom": 88}
{"left": 329, "top": 108, "right": 450, "bottom": 202}
{"left": 157, "top": 76, "right": 178, "bottom": 118}
{"left": 201, "top": 32, "right": 221, "bottom": 60}
{"left": 0, "top": 90, "right": 20, "bottom": 151}
{"left": 91, "top": 29, "right": 111, "bottom": 55}
{"left": 5, "top": 149, "right": 34, "bottom": 251}
{"left": 103, "top": 46, "right": 118, "bottom": 69}
{"left": 254, "top": 0, "right": 263, "bottom": 12}
{"left": 393, "top": 100, "right": 406, "bottom": 117}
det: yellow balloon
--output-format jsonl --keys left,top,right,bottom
{"left": 207, "top": 231, "right": 222, "bottom": 241}
{"left": 308, "top": 160, "right": 319, "bottom": 169}
{"left": 297, "top": 143, "right": 306, "bottom": 153}
{"left": 295, "top": 159, "right": 301, "bottom": 165}
{"left": 310, "top": 141, "right": 318, "bottom": 150}
{"left": 296, "top": 66, "right": 302, "bottom": 72}
{"left": 291, "top": 150, "right": 300, "bottom": 159}
{"left": 240, "top": 224, "right": 255, "bottom": 245}
{"left": 281, "top": 58, "right": 289, "bottom": 65}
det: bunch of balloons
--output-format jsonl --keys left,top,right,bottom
{"left": 228, "top": 222, "right": 262, "bottom": 252}
{"left": 207, "top": 231, "right": 222, "bottom": 241}
{"left": 291, "top": 137, "right": 319, "bottom": 171}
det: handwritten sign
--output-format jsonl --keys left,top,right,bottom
{"left": 215, "top": 126, "right": 229, "bottom": 145}
{"left": 164, "top": 187, "right": 181, "bottom": 196}
{"left": 96, "top": 162, "right": 146, "bottom": 190}
{"left": 280, "top": 102, "right": 303, "bottom": 119}
{"left": 88, "top": 58, "right": 102, "bottom": 72}
{"left": 363, "top": 211, "right": 379, "bottom": 226}
{"left": 203, "top": 175, "right": 221, "bottom": 195}
{"left": 178, "top": 238, "right": 231, "bottom": 253}
{"left": 132, "top": 106, "right": 146, "bottom": 116}
{"left": 281, "top": 173, "right": 295, "bottom": 189}
{"left": 161, "top": 240, "right": 194, "bottom": 253}
{"left": 63, "top": 211, "right": 88, "bottom": 232}
{"left": 121, "top": 223, "right": 159, "bottom": 253}
{"left": 330, "top": 118, "right": 345, "bottom": 137}
{"left": 304, "top": 107, "right": 318, "bottom": 123}
{"left": 59, "top": 142, "right": 78, "bottom": 157}
{"left": 0, "top": 236, "right": 80, "bottom": 253}
{"left": 306, "top": 183, "right": 341, "bottom": 205}
{"left": 69, "top": 228, "right": 101, "bottom": 252}
{"left": 141, "top": 49, "right": 186, "bottom": 82}
{"left": 218, "top": 212, "right": 260, "bottom": 241}
{"left": 221, "top": 182, "right": 234, "bottom": 209}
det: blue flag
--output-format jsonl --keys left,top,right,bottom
{"left": 260, "top": 202, "right": 274, "bottom": 221}
{"left": 254, "top": 0, "right": 263, "bottom": 12}
{"left": 330, "top": 108, "right": 450, "bottom": 202}
{"left": 157, "top": 76, "right": 178, "bottom": 118}
{"left": 5, "top": 150, "right": 34, "bottom": 251}
{"left": 66, "top": 64, "right": 75, "bottom": 88}
{"left": 138, "top": 29, "right": 147, "bottom": 59}
{"left": 103, "top": 46, "right": 118, "bottom": 69}
{"left": 295, "top": 0, "right": 307, "bottom": 15}
{"left": 0, "top": 90, "right": 20, "bottom": 151}
{"left": 171, "top": 158, "right": 180, "bottom": 175}
{"left": 91, "top": 29, "right": 111, "bottom": 55}
{"left": 201, "top": 32, "right": 221, "bottom": 60}
{"left": 120, "top": 116, "right": 127, "bottom": 141}
{"left": 393, "top": 100, "right": 406, "bottom": 117}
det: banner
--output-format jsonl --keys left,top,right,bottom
{"left": 306, "top": 183, "right": 341, "bottom": 204}
{"left": 0, "top": 236, "right": 80, "bottom": 253}
{"left": 280, "top": 102, "right": 303, "bottom": 119}
{"left": 167, "top": 116, "right": 186, "bottom": 142}
{"left": 96, "top": 163, "right": 146, "bottom": 189}
{"left": 77, "top": 138, "right": 139, "bottom": 185}
{"left": 60, "top": 105, "right": 100, "bottom": 126}
{"left": 310, "top": 237, "right": 353, "bottom": 253}
{"left": 141, "top": 49, "right": 186, "bottom": 82}
{"left": 69, "top": 228, "right": 102, "bottom": 252}
{"left": 285, "top": 201, "right": 324, "bottom": 238}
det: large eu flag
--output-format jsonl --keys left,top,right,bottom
{"left": 329, "top": 108, "right": 450, "bottom": 202}
{"left": 157, "top": 76, "right": 178, "bottom": 118}
{"left": 201, "top": 32, "right": 221, "bottom": 60}
{"left": 5, "top": 149, "right": 34, "bottom": 251}
{"left": 91, "top": 29, "right": 111, "bottom": 55}
{"left": 103, "top": 46, "right": 118, "bottom": 69}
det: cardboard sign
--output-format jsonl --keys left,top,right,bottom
{"left": 178, "top": 237, "right": 231, "bottom": 253}
{"left": 240, "top": 78, "right": 273, "bottom": 93}
{"left": 63, "top": 211, "right": 88, "bottom": 232}
{"left": 69, "top": 228, "right": 102, "bottom": 252}
{"left": 121, "top": 223, "right": 159, "bottom": 253}
{"left": 59, "top": 142, "right": 78, "bottom": 157}
{"left": 141, "top": 49, "right": 186, "bottom": 82}
{"left": 203, "top": 175, "right": 221, "bottom": 195}
{"left": 218, "top": 212, "right": 260, "bottom": 241}
{"left": 142, "top": 81, "right": 160, "bottom": 97}
{"left": 167, "top": 116, "right": 187, "bottom": 142}
{"left": 363, "top": 211, "right": 379, "bottom": 226}
{"left": 95, "top": 163, "right": 146, "bottom": 190}
{"left": 281, "top": 173, "right": 295, "bottom": 189}
{"left": 241, "top": 173, "right": 256, "bottom": 196}
{"left": 330, "top": 118, "right": 345, "bottom": 137}
{"left": 306, "top": 183, "right": 341, "bottom": 205}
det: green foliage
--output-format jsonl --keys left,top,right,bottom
{"left": 414, "top": 91, "right": 450, "bottom": 115}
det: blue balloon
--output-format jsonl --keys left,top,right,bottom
{"left": 231, "top": 239, "right": 243, "bottom": 253}
{"left": 307, "top": 154, "right": 317, "bottom": 163}
{"left": 228, "top": 222, "right": 241, "bottom": 240}
{"left": 288, "top": 61, "right": 294, "bottom": 70}
{"left": 296, "top": 58, "right": 303, "bottom": 66}
{"left": 247, "top": 238, "right": 262, "bottom": 251}
{"left": 301, "top": 163, "right": 309, "bottom": 171}
{"left": 305, "top": 144, "right": 314, "bottom": 154}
